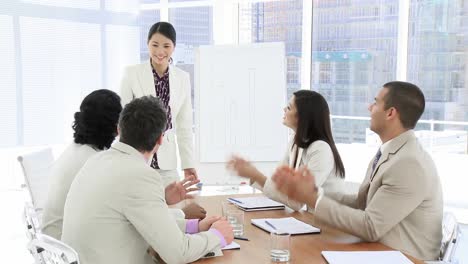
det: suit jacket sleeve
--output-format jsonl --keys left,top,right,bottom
{"left": 122, "top": 170, "right": 220, "bottom": 263}
{"left": 120, "top": 66, "right": 135, "bottom": 106}
{"left": 175, "top": 71, "right": 195, "bottom": 169}
{"left": 315, "top": 156, "right": 428, "bottom": 242}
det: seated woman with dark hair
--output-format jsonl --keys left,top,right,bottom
{"left": 227, "top": 90, "right": 345, "bottom": 212}
{"left": 42, "top": 89, "right": 122, "bottom": 239}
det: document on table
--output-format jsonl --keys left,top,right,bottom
{"left": 202, "top": 242, "right": 240, "bottom": 259}
{"left": 251, "top": 217, "right": 320, "bottom": 234}
{"left": 321, "top": 251, "right": 413, "bottom": 264}
{"left": 222, "top": 241, "right": 240, "bottom": 250}
{"left": 227, "top": 196, "right": 285, "bottom": 211}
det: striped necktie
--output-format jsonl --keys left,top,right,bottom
{"left": 371, "top": 148, "right": 382, "bottom": 175}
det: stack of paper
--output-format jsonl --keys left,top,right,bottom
{"left": 227, "top": 197, "right": 285, "bottom": 211}
{"left": 251, "top": 217, "right": 320, "bottom": 235}
{"left": 321, "top": 251, "right": 413, "bottom": 264}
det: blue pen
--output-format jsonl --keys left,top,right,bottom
{"left": 228, "top": 197, "right": 243, "bottom": 204}
{"left": 265, "top": 220, "right": 277, "bottom": 230}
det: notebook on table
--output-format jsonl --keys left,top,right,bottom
{"left": 321, "top": 251, "right": 412, "bottom": 264}
{"left": 227, "top": 196, "right": 285, "bottom": 211}
{"left": 251, "top": 217, "right": 320, "bottom": 235}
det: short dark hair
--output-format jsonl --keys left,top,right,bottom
{"left": 72, "top": 89, "right": 122, "bottom": 150}
{"left": 293, "top": 90, "right": 345, "bottom": 178}
{"left": 118, "top": 96, "right": 167, "bottom": 152}
{"left": 382, "top": 81, "right": 425, "bottom": 129}
{"left": 147, "top": 22, "right": 176, "bottom": 46}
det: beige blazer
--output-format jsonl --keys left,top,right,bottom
{"left": 254, "top": 139, "right": 344, "bottom": 211}
{"left": 62, "top": 141, "right": 221, "bottom": 264}
{"left": 120, "top": 62, "right": 194, "bottom": 170}
{"left": 315, "top": 130, "right": 443, "bottom": 260}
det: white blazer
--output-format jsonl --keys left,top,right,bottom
{"left": 42, "top": 143, "right": 97, "bottom": 240}
{"left": 120, "top": 62, "right": 194, "bottom": 170}
{"left": 253, "top": 139, "right": 344, "bottom": 211}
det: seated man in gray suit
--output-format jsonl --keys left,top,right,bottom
{"left": 272, "top": 81, "right": 443, "bottom": 261}
{"left": 62, "top": 96, "right": 233, "bottom": 264}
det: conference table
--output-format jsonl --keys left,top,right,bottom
{"left": 175, "top": 190, "right": 424, "bottom": 264}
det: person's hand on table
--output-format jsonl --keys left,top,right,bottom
{"left": 182, "top": 202, "right": 207, "bottom": 220}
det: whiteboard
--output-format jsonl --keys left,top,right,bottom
{"left": 195, "top": 42, "right": 288, "bottom": 163}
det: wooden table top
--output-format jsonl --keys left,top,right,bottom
{"left": 176, "top": 194, "right": 423, "bottom": 264}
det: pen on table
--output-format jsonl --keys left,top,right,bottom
{"left": 227, "top": 197, "right": 243, "bottom": 204}
{"left": 265, "top": 220, "right": 277, "bottom": 230}
{"left": 234, "top": 236, "right": 249, "bottom": 241}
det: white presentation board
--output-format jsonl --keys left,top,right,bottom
{"left": 195, "top": 42, "right": 288, "bottom": 163}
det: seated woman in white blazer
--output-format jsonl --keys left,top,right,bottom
{"left": 227, "top": 90, "right": 345, "bottom": 212}
{"left": 120, "top": 22, "right": 196, "bottom": 187}
{"left": 42, "top": 89, "right": 122, "bottom": 240}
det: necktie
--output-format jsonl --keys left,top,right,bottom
{"left": 371, "top": 148, "right": 382, "bottom": 174}
{"left": 356, "top": 148, "right": 382, "bottom": 208}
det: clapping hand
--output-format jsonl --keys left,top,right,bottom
{"left": 226, "top": 155, "right": 263, "bottom": 184}
{"left": 165, "top": 175, "right": 200, "bottom": 205}
{"left": 272, "top": 165, "right": 319, "bottom": 206}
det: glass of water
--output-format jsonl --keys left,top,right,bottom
{"left": 226, "top": 209, "right": 244, "bottom": 236}
{"left": 270, "top": 231, "right": 290, "bottom": 262}
{"left": 221, "top": 201, "right": 237, "bottom": 217}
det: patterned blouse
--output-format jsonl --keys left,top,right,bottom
{"left": 150, "top": 65, "right": 173, "bottom": 169}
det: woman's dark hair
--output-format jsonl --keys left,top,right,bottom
{"left": 147, "top": 21, "right": 176, "bottom": 46}
{"left": 72, "top": 89, "right": 122, "bottom": 150}
{"left": 292, "top": 90, "right": 345, "bottom": 178}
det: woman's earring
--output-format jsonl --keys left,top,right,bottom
{"left": 169, "top": 57, "right": 173, "bottom": 64}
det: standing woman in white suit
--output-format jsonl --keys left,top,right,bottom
{"left": 120, "top": 22, "right": 197, "bottom": 187}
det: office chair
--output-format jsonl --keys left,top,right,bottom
{"left": 18, "top": 148, "right": 54, "bottom": 212}
{"left": 440, "top": 212, "right": 460, "bottom": 262}
{"left": 426, "top": 212, "right": 461, "bottom": 264}
{"left": 23, "top": 202, "right": 45, "bottom": 263}
{"left": 23, "top": 202, "right": 41, "bottom": 241}
{"left": 28, "top": 233, "right": 80, "bottom": 264}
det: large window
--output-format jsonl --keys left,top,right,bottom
{"left": 169, "top": 6, "right": 213, "bottom": 94}
{"left": 0, "top": 1, "right": 141, "bottom": 148}
{"left": 239, "top": 0, "right": 303, "bottom": 99}
{"left": 0, "top": 0, "right": 467, "bottom": 220}
{"left": 406, "top": 0, "right": 468, "bottom": 212}
{"left": 310, "top": 0, "right": 468, "bottom": 220}
{"left": 311, "top": 0, "right": 399, "bottom": 143}
{"left": 408, "top": 0, "right": 468, "bottom": 125}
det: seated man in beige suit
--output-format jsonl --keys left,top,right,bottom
{"left": 272, "top": 81, "right": 443, "bottom": 261}
{"left": 62, "top": 96, "right": 233, "bottom": 264}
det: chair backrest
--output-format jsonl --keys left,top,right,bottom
{"left": 28, "top": 233, "right": 80, "bottom": 264}
{"left": 18, "top": 148, "right": 54, "bottom": 210}
{"left": 440, "top": 212, "right": 460, "bottom": 262}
